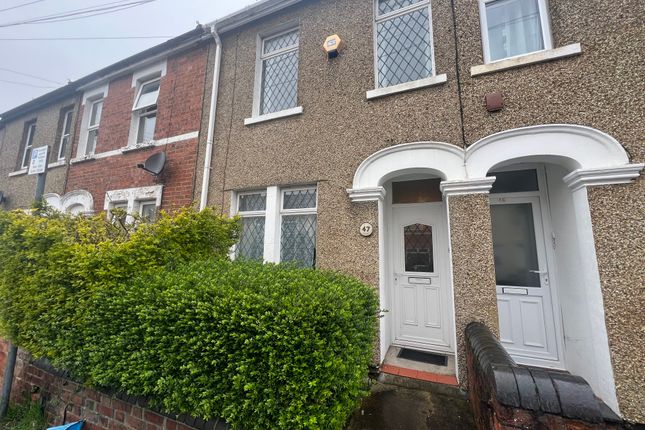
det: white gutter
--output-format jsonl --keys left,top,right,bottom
{"left": 199, "top": 25, "right": 223, "bottom": 211}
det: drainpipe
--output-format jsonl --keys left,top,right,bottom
{"left": 199, "top": 25, "right": 223, "bottom": 211}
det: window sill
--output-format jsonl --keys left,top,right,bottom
{"left": 48, "top": 160, "right": 67, "bottom": 169}
{"left": 471, "top": 43, "right": 582, "bottom": 77}
{"left": 121, "top": 143, "right": 155, "bottom": 154}
{"left": 8, "top": 169, "right": 27, "bottom": 177}
{"left": 366, "top": 74, "right": 448, "bottom": 100}
{"left": 244, "top": 106, "right": 303, "bottom": 126}
{"left": 70, "top": 155, "right": 96, "bottom": 165}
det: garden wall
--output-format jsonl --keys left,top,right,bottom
{"left": 0, "top": 340, "right": 230, "bottom": 430}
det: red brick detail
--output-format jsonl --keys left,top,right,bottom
{"left": 0, "top": 338, "right": 204, "bottom": 430}
{"left": 66, "top": 44, "right": 208, "bottom": 213}
{"left": 381, "top": 364, "right": 459, "bottom": 386}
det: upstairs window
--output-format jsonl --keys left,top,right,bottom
{"left": 236, "top": 191, "right": 267, "bottom": 261}
{"left": 86, "top": 99, "right": 103, "bottom": 155}
{"left": 57, "top": 109, "right": 74, "bottom": 161}
{"left": 132, "top": 78, "right": 160, "bottom": 144}
{"left": 374, "top": 0, "right": 434, "bottom": 88}
{"left": 479, "top": 0, "right": 552, "bottom": 62}
{"left": 258, "top": 28, "right": 299, "bottom": 116}
{"left": 20, "top": 121, "right": 37, "bottom": 169}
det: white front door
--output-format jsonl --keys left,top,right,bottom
{"left": 490, "top": 194, "right": 562, "bottom": 368}
{"left": 391, "top": 203, "right": 453, "bottom": 353}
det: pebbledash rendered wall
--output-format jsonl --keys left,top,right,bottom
{"left": 0, "top": 97, "right": 80, "bottom": 210}
{"left": 454, "top": 0, "right": 644, "bottom": 422}
{"left": 65, "top": 44, "right": 210, "bottom": 213}
{"left": 194, "top": 0, "right": 644, "bottom": 423}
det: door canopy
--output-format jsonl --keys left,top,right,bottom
{"left": 348, "top": 125, "right": 642, "bottom": 201}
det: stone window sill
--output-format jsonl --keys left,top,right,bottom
{"left": 471, "top": 43, "right": 582, "bottom": 77}
{"left": 48, "top": 160, "right": 67, "bottom": 169}
{"left": 8, "top": 169, "right": 27, "bottom": 177}
{"left": 70, "top": 155, "right": 96, "bottom": 165}
{"left": 244, "top": 106, "right": 303, "bottom": 126}
{"left": 121, "top": 143, "right": 155, "bottom": 154}
{"left": 366, "top": 74, "right": 448, "bottom": 100}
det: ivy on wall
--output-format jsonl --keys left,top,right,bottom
{"left": 0, "top": 207, "right": 379, "bottom": 430}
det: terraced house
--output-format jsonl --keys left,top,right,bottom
{"left": 195, "top": 0, "right": 643, "bottom": 426}
{"left": 0, "top": 0, "right": 643, "bottom": 428}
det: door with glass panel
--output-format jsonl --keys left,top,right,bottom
{"left": 391, "top": 203, "right": 452, "bottom": 353}
{"left": 490, "top": 169, "right": 561, "bottom": 367}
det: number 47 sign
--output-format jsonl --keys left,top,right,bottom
{"left": 28, "top": 146, "right": 49, "bottom": 175}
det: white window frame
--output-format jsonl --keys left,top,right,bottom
{"left": 57, "top": 109, "right": 74, "bottom": 161}
{"left": 104, "top": 185, "right": 163, "bottom": 224}
{"left": 128, "top": 75, "right": 161, "bottom": 146}
{"left": 233, "top": 190, "right": 268, "bottom": 260}
{"left": 478, "top": 0, "right": 553, "bottom": 64}
{"left": 372, "top": 0, "right": 437, "bottom": 91}
{"left": 125, "top": 72, "right": 166, "bottom": 149}
{"left": 138, "top": 199, "right": 158, "bottom": 221}
{"left": 77, "top": 84, "right": 108, "bottom": 159}
{"left": 278, "top": 186, "right": 318, "bottom": 266}
{"left": 232, "top": 185, "right": 318, "bottom": 266}
{"left": 248, "top": 23, "right": 303, "bottom": 124}
{"left": 20, "top": 121, "right": 37, "bottom": 169}
{"left": 85, "top": 98, "right": 103, "bottom": 156}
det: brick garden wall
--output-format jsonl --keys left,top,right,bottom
{"left": 0, "top": 340, "right": 229, "bottom": 430}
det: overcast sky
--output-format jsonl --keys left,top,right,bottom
{"left": 0, "top": 0, "right": 259, "bottom": 113}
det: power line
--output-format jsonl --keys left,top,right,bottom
{"left": 0, "top": 0, "right": 47, "bottom": 13}
{"left": 0, "top": 36, "right": 173, "bottom": 41}
{"left": 0, "top": 67, "right": 63, "bottom": 85}
{"left": 0, "top": 79, "right": 56, "bottom": 89}
{"left": 0, "top": 0, "right": 156, "bottom": 28}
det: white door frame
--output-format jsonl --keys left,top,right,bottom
{"left": 490, "top": 165, "right": 566, "bottom": 369}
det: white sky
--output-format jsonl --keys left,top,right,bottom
{"left": 0, "top": 0, "right": 259, "bottom": 113}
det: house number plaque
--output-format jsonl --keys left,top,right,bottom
{"left": 360, "top": 223, "right": 373, "bottom": 237}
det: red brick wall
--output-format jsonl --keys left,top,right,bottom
{"left": 0, "top": 340, "right": 225, "bottom": 430}
{"left": 65, "top": 44, "right": 208, "bottom": 212}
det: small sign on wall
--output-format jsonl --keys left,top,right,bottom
{"left": 28, "top": 146, "right": 49, "bottom": 175}
{"left": 360, "top": 223, "right": 373, "bottom": 237}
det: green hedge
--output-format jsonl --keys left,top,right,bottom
{"left": 0, "top": 208, "right": 379, "bottom": 429}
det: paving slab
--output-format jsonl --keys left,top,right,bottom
{"left": 346, "top": 377, "right": 475, "bottom": 430}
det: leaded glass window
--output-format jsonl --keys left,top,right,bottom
{"left": 259, "top": 29, "right": 299, "bottom": 115}
{"left": 404, "top": 224, "right": 434, "bottom": 272}
{"left": 236, "top": 192, "right": 267, "bottom": 261}
{"left": 280, "top": 188, "right": 317, "bottom": 268}
{"left": 375, "top": 0, "right": 434, "bottom": 88}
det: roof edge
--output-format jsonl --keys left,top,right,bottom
{"left": 0, "top": 25, "right": 211, "bottom": 124}
{"left": 211, "top": 0, "right": 302, "bottom": 33}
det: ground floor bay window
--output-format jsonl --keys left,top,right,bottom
{"left": 233, "top": 185, "right": 317, "bottom": 268}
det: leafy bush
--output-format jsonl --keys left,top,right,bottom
{"left": 0, "top": 208, "right": 379, "bottom": 430}
{"left": 84, "top": 260, "right": 379, "bottom": 429}
{"left": 0, "top": 206, "right": 239, "bottom": 373}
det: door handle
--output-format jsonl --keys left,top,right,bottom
{"left": 529, "top": 270, "right": 547, "bottom": 274}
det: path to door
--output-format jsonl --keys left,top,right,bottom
{"left": 346, "top": 375, "right": 475, "bottom": 430}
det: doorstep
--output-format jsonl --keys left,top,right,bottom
{"left": 380, "top": 364, "right": 459, "bottom": 386}
{"left": 380, "top": 346, "right": 459, "bottom": 386}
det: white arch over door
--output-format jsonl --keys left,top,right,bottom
{"left": 43, "top": 190, "right": 94, "bottom": 215}
{"left": 466, "top": 124, "right": 642, "bottom": 184}
{"left": 348, "top": 142, "right": 467, "bottom": 202}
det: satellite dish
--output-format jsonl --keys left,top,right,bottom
{"left": 137, "top": 152, "right": 166, "bottom": 176}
